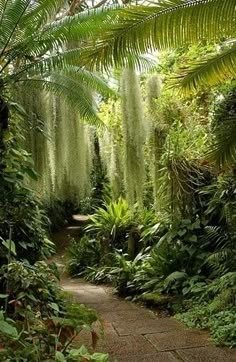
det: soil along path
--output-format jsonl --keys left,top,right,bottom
{"left": 54, "top": 222, "right": 236, "bottom": 362}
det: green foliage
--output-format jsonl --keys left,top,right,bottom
{"left": 45, "top": 199, "right": 77, "bottom": 232}
{"left": 176, "top": 305, "right": 236, "bottom": 348}
{"left": 0, "top": 261, "right": 62, "bottom": 314}
{"left": 106, "top": 251, "right": 147, "bottom": 296}
{"left": 81, "top": 0, "right": 236, "bottom": 93}
{"left": 0, "top": 116, "right": 54, "bottom": 264}
{"left": 207, "top": 83, "right": 236, "bottom": 167}
{"left": 67, "top": 236, "right": 101, "bottom": 276}
{"left": 0, "top": 0, "right": 115, "bottom": 125}
{"left": 86, "top": 198, "right": 132, "bottom": 250}
{"left": 0, "top": 261, "right": 107, "bottom": 361}
{"left": 84, "top": 250, "right": 148, "bottom": 296}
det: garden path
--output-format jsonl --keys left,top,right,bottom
{"left": 54, "top": 219, "right": 236, "bottom": 362}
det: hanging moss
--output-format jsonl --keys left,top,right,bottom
{"left": 121, "top": 69, "right": 146, "bottom": 208}
{"left": 146, "top": 74, "right": 167, "bottom": 212}
{"left": 16, "top": 86, "right": 94, "bottom": 204}
{"left": 16, "top": 88, "right": 53, "bottom": 197}
{"left": 53, "top": 100, "right": 93, "bottom": 202}
{"left": 98, "top": 100, "right": 124, "bottom": 200}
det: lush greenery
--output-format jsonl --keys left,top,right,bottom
{"left": 1, "top": 0, "right": 236, "bottom": 359}
{"left": 67, "top": 44, "right": 236, "bottom": 348}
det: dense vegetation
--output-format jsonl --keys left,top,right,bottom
{"left": 1, "top": 0, "right": 236, "bottom": 360}
{"left": 68, "top": 47, "right": 236, "bottom": 347}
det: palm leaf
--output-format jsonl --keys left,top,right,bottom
{"left": 207, "top": 116, "right": 236, "bottom": 167}
{"left": 18, "top": 63, "right": 116, "bottom": 97}
{"left": 22, "top": 0, "right": 65, "bottom": 30}
{"left": 16, "top": 74, "right": 102, "bottom": 125}
{"left": 0, "top": 0, "right": 31, "bottom": 51}
{"left": 2, "top": 6, "right": 114, "bottom": 66}
{"left": 169, "top": 43, "right": 236, "bottom": 94}
{"left": 80, "top": 0, "right": 236, "bottom": 70}
{"left": 163, "top": 271, "right": 188, "bottom": 289}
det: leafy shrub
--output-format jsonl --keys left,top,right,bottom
{"left": 0, "top": 261, "right": 63, "bottom": 315}
{"left": 0, "top": 261, "right": 108, "bottom": 361}
{"left": 45, "top": 199, "right": 77, "bottom": 232}
{"left": 0, "top": 117, "right": 54, "bottom": 264}
{"left": 0, "top": 188, "right": 54, "bottom": 264}
{"left": 86, "top": 198, "right": 132, "bottom": 249}
{"left": 201, "top": 272, "right": 236, "bottom": 312}
{"left": 109, "top": 251, "right": 148, "bottom": 296}
{"left": 176, "top": 305, "right": 236, "bottom": 348}
{"left": 0, "top": 305, "right": 108, "bottom": 361}
{"left": 84, "top": 265, "right": 115, "bottom": 285}
{"left": 84, "top": 250, "right": 149, "bottom": 296}
{"left": 67, "top": 236, "right": 101, "bottom": 276}
{"left": 84, "top": 199, "right": 161, "bottom": 260}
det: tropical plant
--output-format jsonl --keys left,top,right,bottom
{"left": 85, "top": 198, "right": 132, "bottom": 250}
{"left": 84, "top": 250, "right": 148, "bottom": 296}
{"left": 67, "top": 236, "right": 101, "bottom": 276}
{"left": 0, "top": 261, "right": 108, "bottom": 361}
{"left": 207, "top": 83, "right": 236, "bottom": 168}
{"left": 0, "top": 0, "right": 113, "bottom": 129}
{"left": 176, "top": 304, "right": 236, "bottom": 348}
{"left": 81, "top": 0, "right": 236, "bottom": 89}
{"left": 0, "top": 116, "right": 54, "bottom": 264}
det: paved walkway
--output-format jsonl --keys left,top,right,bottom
{"left": 60, "top": 278, "right": 236, "bottom": 362}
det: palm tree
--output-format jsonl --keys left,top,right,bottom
{"left": 80, "top": 0, "right": 236, "bottom": 93}
{"left": 80, "top": 0, "right": 236, "bottom": 167}
{"left": 0, "top": 0, "right": 113, "bottom": 132}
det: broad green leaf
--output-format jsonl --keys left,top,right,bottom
{"left": 55, "top": 351, "right": 66, "bottom": 362}
{"left": 0, "top": 321, "right": 18, "bottom": 339}
{"left": 2, "top": 240, "right": 16, "bottom": 256}
{"left": 49, "top": 302, "right": 60, "bottom": 313}
{"left": 0, "top": 294, "right": 8, "bottom": 299}
{"left": 91, "top": 353, "right": 109, "bottom": 362}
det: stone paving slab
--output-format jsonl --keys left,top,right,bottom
{"left": 176, "top": 346, "right": 236, "bottom": 362}
{"left": 113, "top": 317, "right": 183, "bottom": 336}
{"left": 60, "top": 276, "right": 236, "bottom": 361}
{"left": 99, "top": 309, "right": 156, "bottom": 323}
{"left": 145, "top": 330, "right": 211, "bottom": 351}
{"left": 61, "top": 284, "right": 113, "bottom": 304}
{"left": 94, "top": 335, "right": 158, "bottom": 356}
{"left": 74, "top": 321, "right": 118, "bottom": 350}
{"left": 87, "top": 301, "right": 140, "bottom": 312}
{"left": 114, "top": 351, "right": 179, "bottom": 362}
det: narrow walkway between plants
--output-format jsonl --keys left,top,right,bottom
{"left": 55, "top": 222, "right": 236, "bottom": 362}
{"left": 60, "top": 278, "right": 236, "bottom": 362}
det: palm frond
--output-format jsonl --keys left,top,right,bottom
{"left": 169, "top": 44, "right": 236, "bottom": 94}
{"left": 19, "top": 63, "right": 116, "bottom": 97}
{"left": 207, "top": 249, "right": 235, "bottom": 274}
{"left": 64, "top": 67, "right": 116, "bottom": 97}
{"left": 79, "top": 0, "right": 236, "bottom": 70}
{"left": 16, "top": 74, "right": 102, "bottom": 125}
{"left": 0, "top": 0, "right": 31, "bottom": 51}
{"left": 207, "top": 116, "right": 236, "bottom": 167}
{"left": 204, "top": 226, "right": 231, "bottom": 249}
{"left": 22, "top": 0, "right": 65, "bottom": 30}
{"left": 163, "top": 270, "right": 188, "bottom": 289}
{"left": 2, "top": 6, "right": 114, "bottom": 64}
